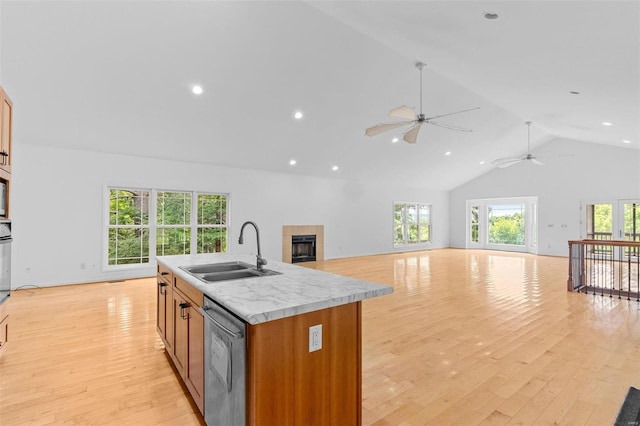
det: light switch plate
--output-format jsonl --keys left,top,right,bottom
{"left": 309, "top": 324, "right": 322, "bottom": 352}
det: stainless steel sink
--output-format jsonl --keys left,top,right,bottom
{"left": 180, "top": 262, "right": 282, "bottom": 283}
{"left": 182, "top": 261, "right": 253, "bottom": 274}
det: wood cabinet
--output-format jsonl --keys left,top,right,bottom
{"left": 0, "top": 300, "right": 8, "bottom": 352}
{"left": 0, "top": 86, "right": 12, "bottom": 176}
{"left": 157, "top": 263, "right": 363, "bottom": 425}
{"left": 185, "top": 301, "right": 204, "bottom": 411}
{"left": 172, "top": 289, "right": 188, "bottom": 372}
{"left": 0, "top": 86, "right": 12, "bottom": 355}
{"left": 247, "top": 302, "right": 362, "bottom": 426}
{"left": 171, "top": 284, "right": 204, "bottom": 413}
{"left": 156, "top": 268, "right": 204, "bottom": 415}
{"left": 156, "top": 264, "right": 173, "bottom": 353}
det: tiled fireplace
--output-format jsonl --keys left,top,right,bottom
{"left": 282, "top": 225, "right": 324, "bottom": 264}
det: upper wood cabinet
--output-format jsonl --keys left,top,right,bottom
{"left": 0, "top": 86, "right": 13, "bottom": 176}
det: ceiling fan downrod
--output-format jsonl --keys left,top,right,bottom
{"left": 416, "top": 62, "right": 426, "bottom": 121}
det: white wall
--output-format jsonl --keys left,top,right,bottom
{"left": 11, "top": 143, "right": 449, "bottom": 288}
{"left": 449, "top": 138, "right": 640, "bottom": 256}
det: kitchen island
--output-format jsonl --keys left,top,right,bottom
{"left": 156, "top": 253, "right": 392, "bottom": 426}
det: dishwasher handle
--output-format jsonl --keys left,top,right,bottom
{"left": 200, "top": 306, "right": 244, "bottom": 339}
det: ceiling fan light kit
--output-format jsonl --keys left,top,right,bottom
{"left": 365, "top": 62, "right": 479, "bottom": 144}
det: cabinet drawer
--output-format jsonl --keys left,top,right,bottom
{"left": 157, "top": 263, "right": 173, "bottom": 284}
{"left": 174, "top": 275, "right": 204, "bottom": 307}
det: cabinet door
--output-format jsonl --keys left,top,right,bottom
{"left": 156, "top": 279, "right": 174, "bottom": 352}
{"left": 187, "top": 306, "right": 204, "bottom": 414}
{"left": 157, "top": 279, "right": 167, "bottom": 338}
{"left": 173, "top": 290, "right": 189, "bottom": 375}
{"left": 164, "top": 285, "right": 173, "bottom": 352}
{"left": 0, "top": 87, "right": 12, "bottom": 171}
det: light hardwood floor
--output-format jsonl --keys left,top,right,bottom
{"left": 1, "top": 249, "right": 639, "bottom": 425}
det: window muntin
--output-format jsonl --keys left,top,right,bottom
{"left": 394, "top": 202, "right": 431, "bottom": 246}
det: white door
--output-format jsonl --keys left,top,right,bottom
{"left": 618, "top": 200, "right": 640, "bottom": 258}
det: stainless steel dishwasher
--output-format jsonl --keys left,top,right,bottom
{"left": 200, "top": 296, "right": 246, "bottom": 426}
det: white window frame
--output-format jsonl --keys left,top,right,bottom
{"left": 393, "top": 201, "right": 432, "bottom": 248}
{"left": 466, "top": 196, "right": 538, "bottom": 254}
{"left": 103, "top": 186, "right": 230, "bottom": 271}
{"left": 105, "top": 187, "right": 152, "bottom": 270}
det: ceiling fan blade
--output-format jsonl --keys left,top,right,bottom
{"left": 428, "top": 121, "right": 473, "bottom": 132}
{"left": 402, "top": 123, "right": 423, "bottom": 144}
{"left": 492, "top": 157, "right": 522, "bottom": 168}
{"left": 388, "top": 105, "right": 417, "bottom": 120}
{"left": 365, "top": 121, "right": 412, "bottom": 137}
{"left": 424, "top": 106, "right": 480, "bottom": 121}
{"left": 531, "top": 158, "right": 545, "bottom": 166}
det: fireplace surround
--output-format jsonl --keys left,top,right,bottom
{"left": 282, "top": 225, "right": 324, "bottom": 264}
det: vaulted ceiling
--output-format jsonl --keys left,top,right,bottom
{"left": 1, "top": 1, "right": 638, "bottom": 190}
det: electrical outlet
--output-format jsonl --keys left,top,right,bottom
{"left": 309, "top": 324, "right": 322, "bottom": 352}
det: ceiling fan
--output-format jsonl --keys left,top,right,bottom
{"left": 365, "top": 62, "right": 480, "bottom": 144}
{"left": 492, "top": 121, "right": 544, "bottom": 168}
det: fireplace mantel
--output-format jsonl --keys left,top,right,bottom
{"left": 282, "top": 225, "right": 324, "bottom": 263}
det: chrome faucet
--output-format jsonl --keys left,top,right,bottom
{"left": 238, "top": 221, "right": 267, "bottom": 271}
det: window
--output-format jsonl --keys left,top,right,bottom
{"left": 157, "top": 191, "right": 191, "bottom": 256}
{"left": 466, "top": 197, "right": 538, "bottom": 254}
{"left": 488, "top": 203, "right": 526, "bottom": 246}
{"left": 394, "top": 202, "right": 431, "bottom": 246}
{"left": 196, "top": 193, "right": 228, "bottom": 254}
{"left": 108, "top": 189, "right": 150, "bottom": 265}
{"left": 470, "top": 205, "right": 479, "bottom": 243}
{"left": 106, "top": 188, "right": 228, "bottom": 268}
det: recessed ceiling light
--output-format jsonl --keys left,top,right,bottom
{"left": 623, "top": 140, "right": 631, "bottom": 144}
{"left": 445, "top": 151, "right": 452, "bottom": 156}
{"left": 392, "top": 137, "right": 399, "bottom": 143}
{"left": 191, "top": 85, "right": 203, "bottom": 95}
{"left": 294, "top": 111, "right": 303, "bottom": 120}
{"left": 602, "top": 122, "right": 613, "bottom": 126}
{"left": 479, "top": 160, "right": 486, "bottom": 165}
{"left": 332, "top": 165, "right": 339, "bottom": 171}
{"left": 483, "top": 12, "right": 499, "bottom": 20}
{"left": 289, "top": 159, "right": 297, "bottom": 165}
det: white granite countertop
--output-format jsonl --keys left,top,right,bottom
{"left": 157, "top": 253, "right": 393, "bottom": 325}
